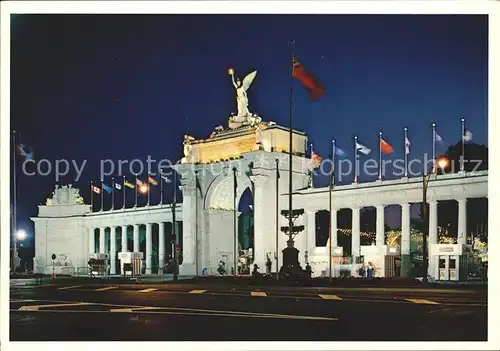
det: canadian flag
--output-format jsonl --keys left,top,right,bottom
{"left": 91, "top": 185, "right": 101, "bottom": 194}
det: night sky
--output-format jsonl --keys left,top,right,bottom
{"left": 11, "top": 14, "right": 488, "bottom": 238}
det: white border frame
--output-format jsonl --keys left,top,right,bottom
{"left": 1, "top": 1, "right": 498, "bottom": 351}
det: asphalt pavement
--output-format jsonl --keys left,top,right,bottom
{"left": 9, "top": 279, "right": 487, "bottom": 341}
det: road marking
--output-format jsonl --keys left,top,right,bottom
{"left": 250, "top": 291, "right": 267, "bottom": 297}
{"left": 57, "top": 285, "right": 83, "bottom": 290}
{"left": 18, "top": 302, "right": 92, "bottom": 311}
{"left": 318, "top": 294, "right": 342, "bottom": 300}
{"left": 94, "top": 286, "right": 118, "bottom": 291}
{"left": 405, "top": 298, "right": 440, "bottom": 305}
{"left": 189, "top": 289, "right": 207, "bottom": 294}
{"left": 137, "top": 288, "right": 158, "bottom": 293}
{"left": 110, "top": 306, "right": 163, "bottom": 313}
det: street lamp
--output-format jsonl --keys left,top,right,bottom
{"left": 422, "top": 155, "right": 449, "bottom": 283}
{"left": 12, "top": 229, "right": 27, "bottom": 272}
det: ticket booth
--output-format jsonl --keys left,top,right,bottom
{"left": 429, "top": 244, "right": 472, "bottom": 281}
{"left": 88, "top": 253, "right": 109, "bottom": 277}
{"left": 118, "top": 252, "right": 143, "bottom": 277}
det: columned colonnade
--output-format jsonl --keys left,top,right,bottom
{"left": 88, "top": 220, "right": 180, "bottom": 274}
{"left": 307, "top": 199, "right": 469, "bottom": 255}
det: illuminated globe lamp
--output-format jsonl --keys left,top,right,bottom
{"left": 16, "top": 229, "right": 27, "bottom": 240}
{"left": 139, "top": 183, "right": 148, "bottom": 194}
{"left": 436, "top": 155, "right": 450, "bottom": 170}
{"left": 228, "top": 68, "right": 234, "bottom": 75}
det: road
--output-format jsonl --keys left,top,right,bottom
{"left": 9, "top": 279, "right": 487, "bottom": 341}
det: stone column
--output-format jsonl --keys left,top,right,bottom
{"left": 428, "top": 200, "right": 438, "bottom": 277}
{"left": 99, "top": 227, "right": 106, "bottom": 254}
{"left": 121, "top": 225, "right": 128, "bottom": 252}
{"left": 458, "top": 198, "right": 467, "bottom": 245}
{"left": 306, "top": 210, "right": 316, "bottom": 262}
{"left": 250, "top": 174, "right": 270, "bottom": 271}
{"left": 146, "top": 223, "right": 152, "bottom": 274}
{"left": 376, "top": 205, "right": 385, "bottom": 246}
{"left": 330, "top": 208, "right": 338, "bottom": 248}
{"left": 400, "top": 203, "right": 411, "bottom": 277}
{"left": 401, "top": 203, "right": 411, "bottom": 254}
{"left": 158, "top": 222, "right": 165, "bottom": 270}
{"left": 89, "top": 227, "right": 95, "bottom": 255}
{"left": 110, "top": 226, "right": 116, "bottom": 275}
{"left": 178, "top": 183, "right": 196, "bottom": 275}
{"left": 133, "top": 224, "right": 139, "bottom": 252}
{"left": 428, "top": 201, "right": 438, "bottom": 244}
{"left": 351, "top": 206, "right": 361, "bottom": 258}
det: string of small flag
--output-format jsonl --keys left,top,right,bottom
{"left": 309, "top": 118, "right": 473, "bottom": 185}
{"left": 90, "top": 173, "right": 174, "bottom": 211}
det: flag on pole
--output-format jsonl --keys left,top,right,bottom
{"left": 405, "top": 136, "right": 411, "bottom": 155}
{"left": 124, "top": 179, "right": 135, "bottom": 189}
{"left": 115, "top": 183, "right": 122, "bottom": 190}
{"left": 380, "top": 138, "right": 394, "bottom": 155}
{"left": 91, "top": 185, "right": 101, "bottom": 194}
{"left": 463, "top": 129, "right": 473, "bottom": 142}
{"left": 136, "top": 179, "right": 143, "bottom": 186}
{"left": 16, "top": 143, "right": 34, "bottom": 161}
{"left": 356, "top": 142, "right": 371, "bottom": 155}
{"left": 148, "top": 176, "right": 158, "bottom": 185}
{"left": 162, "top": 175, "right": 172, "bottom": 183}
{"left": 102, "top": 183, "right": 112, "bottom": 194}
{"left": 334, "top": 147, "right": 346, "bottom": 157}
{"left": 435, "top": 132, "right": 443, "bottom": 144}
{"left": 311, "top": 151, "right": 322, "bottom": 168}
{"left": 292, "top": 56, "right": 326, "bottom": 100}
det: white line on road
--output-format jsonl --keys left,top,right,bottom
{"left": 250, "top": 291, "right": 267, "bottom": 297}
{"left": 189, "top": 289, "right": 207, "bottom": 294}
{"left": 94, "top": 286, "right": 118, "bottom": 291}
{"left": 318, "top": 294, "right": 343, "bottom": 300}
{"left": 137, "top": 288, "right": 158, "bottom": 293}
{"left": 18, "top": 302, "right": 92, "bottom": 311}
{"left": 57, "top": 285, "right": 83, "bottom": 290}
{"left": 405, "top": 298, "right": 440, "bottom": 305}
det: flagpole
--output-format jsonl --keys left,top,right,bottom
{"left": 90, "top": 181, "right": 94, "bottom": 211}
{"left": 329, "top": 139, "right": 335, "bottom": 281}
{"left": 12, "top": 131, "right": 18, "bottom": 272}
{"left": 160, "top": 173, "right": 164, "bottom": 205}
{"left": 461, "top": 117, "right": 465, "bottom": 172}
{"left": 122, "top": 176, "right": 126, "bottom": 209}
{"left": 354, "top": 136, "right": 358, "bottom": 183}
{"left": 432, "top": 123, "right": 436, "bottom": 174}
{"left": 404, "top": 128, "right": 408, "bottom": 177}
{"left": 111, "top": 177, "right": 115, "bottom": 211}
{"left": 275, "top": 158, "right": 279, "bottom": 279}
{"left": 233, "top": 166, "right": 237, "bottom": 276}
{"left": 147, "top": 174, "right": 150, "bottom": 207}
{"left": 310, "top": 143, "right": 314, "bottom": 188}
{"left": 379, "top": 132, "right": 382, "bottom": 180}
{"left": 134, "top": 174, "right": 138, "bottom": 208}
{"left": 172, "top": 167, "right": 178, "bottom": 281}
{"left": 287, "top": 40, "right": 295, "bottom": 271}
{"left": 100, "top": 179, "right": 104, "bottom": 212}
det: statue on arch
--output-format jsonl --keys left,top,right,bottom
{"left": 181, "top": 134, "right": 195, "bottom": 164}
{"left": 228, "top": 68, "right": 257, "bottom": 122}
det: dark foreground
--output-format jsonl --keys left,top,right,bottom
{"left": 10, "top": 279, "right": 487, "bottom": 341}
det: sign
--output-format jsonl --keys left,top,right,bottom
{"left": 439, "top": 247, "right": 455, "bottom": 253}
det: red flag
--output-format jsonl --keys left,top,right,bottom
{"left": 91, "top": 185, "right": 101, "bottom": 194}
{"left": 292, "top": 56, "right": 325, "bottom": 100}
{"left": 380, "top": 139, "right": 394, "bottom": 155}
{"left": 311, "top": 151, "right": 323, "bottom": 168}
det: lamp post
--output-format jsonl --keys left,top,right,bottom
{"left": 12, "top": 229, "right": 26, "bottom": 272}
{"left": 422, "top": 156, "right": 449, "bottom": 283}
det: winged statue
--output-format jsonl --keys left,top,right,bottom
{"left": 228, "top": 69, "right": 257, "bottom": 121}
